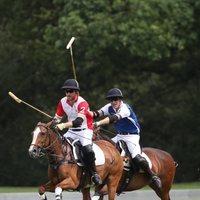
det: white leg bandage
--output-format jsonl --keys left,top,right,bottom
{"left": 55, "top": 187, "right": 62, "bottom": 200}
{"left": 92, "top": 194, "right": 100, "bottom": 200}
{"left": 38, "top": 193, "right": 46, "bottom": 200}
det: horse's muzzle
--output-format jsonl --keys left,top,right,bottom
{"left": 28, "top": 145, "right": 46, "bottom": 158}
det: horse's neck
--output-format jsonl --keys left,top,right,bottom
{"left": 62, "top": 140, "right": 74, "bottom": 160}
{"left": 49, "top": 130, "right": 64, "bottom": 156}
{"left": 49, "top": 131, "right": 73, "bottom": 161}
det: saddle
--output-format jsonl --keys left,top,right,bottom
{"left": 63, "top": 137, "right": 105, "bottom": 188}
{"left": 65, "top": 137, "right": 105, "bottom": 166}
{"left": 116, "top": 140, "right": 152, "bottom": 171}
{"left": 64, "top": 137, "right": 85, "bottom": 165}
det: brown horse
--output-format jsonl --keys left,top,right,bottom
{"left": 28, "top": 122, "right": 124, "bottom": 200}
{"left": 92, "top": 137, "right": 177, "bottom": 200}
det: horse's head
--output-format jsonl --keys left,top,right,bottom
{"left": 28, "top": 122, "right": 52, "bottom": 159}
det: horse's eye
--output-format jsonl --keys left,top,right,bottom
{"left": 41, "top": 132, "right": 45, "bottom": 136}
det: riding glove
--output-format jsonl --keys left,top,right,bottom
{"left": 93, "top": 121, "right": 100, "bottom": 129}
{"left": 56, "top": 123, "right": 66, "bottom": 130}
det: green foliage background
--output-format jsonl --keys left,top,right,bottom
{"left": 0, "top": 0, "right": 200, "bottom": 185}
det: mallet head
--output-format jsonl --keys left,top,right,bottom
{"left": 8, "top": 91, "right": 22, "bottom": 103}
{"left": 66, "top": 37, "right": 75, "bottom": 49}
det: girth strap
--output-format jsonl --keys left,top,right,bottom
{"left": 76, "top": 168, "right": 89, "bottom": 191}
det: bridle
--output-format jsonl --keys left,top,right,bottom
{"left": 30, "top": 122, "right": 77, "bottom": 169}
{"left": 30, "top": 123, "right": 62, "bottom": 157}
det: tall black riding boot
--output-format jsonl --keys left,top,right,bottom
{"left": 82, "top": 144, "right": 102, "bottom": 186}
{"left": 132, "top": 154, "right": 162, "bottom": 189}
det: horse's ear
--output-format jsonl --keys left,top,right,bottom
{"left": 37, "top": 121, "right": 42, "bottom": 125}
{"left": 46, "top": 121, "right": 52, "bottom": 127}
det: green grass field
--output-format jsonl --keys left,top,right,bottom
{"left": 0, "top": 182, "right": 199, "bottom": 193}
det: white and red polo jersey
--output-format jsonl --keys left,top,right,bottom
{"left": 55, "top": 96, "right": 93, "bottom": 130}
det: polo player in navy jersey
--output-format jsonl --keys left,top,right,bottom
{"left": 93, "top": 88, "right": 161, "bottom": 190}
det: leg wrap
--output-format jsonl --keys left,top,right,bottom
{"left": 38, "top": 193, "right": 47, "bottom": 200}
{"left": 55, "top": 187, "right": 62, "bottom": 200}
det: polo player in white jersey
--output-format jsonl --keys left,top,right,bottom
{"left": 53, "top": 79, "right": 102, "bottom": 186}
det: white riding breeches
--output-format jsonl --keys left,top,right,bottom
{"left": 112, "top": 134, "right": 141, "bottom": 158}
{"left": 64, "top": 129, "right": 93, "bottom": 146}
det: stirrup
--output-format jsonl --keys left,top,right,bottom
{"left": 91, "top": 173, "right": 102, "bottom": 186}
{"left": 152, "top": 175, "right": 162, "bottom": 189}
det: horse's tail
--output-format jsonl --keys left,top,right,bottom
{"left": 174, "top": 161, "right": 179, "bottom": 168}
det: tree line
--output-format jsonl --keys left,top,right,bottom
{"left": 0, "top": 0, "right": 200, "bottom": 185}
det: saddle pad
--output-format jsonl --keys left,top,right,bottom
{"left": 93, "top": 143, "right": 105, "bottom": 166}
{"left": 70, "top": 139, "right": 105, "bottom": 166}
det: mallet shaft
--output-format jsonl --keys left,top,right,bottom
{"left": 66, "top": 37, "right": 77, "bottom": 80}
{"left": 8, "top": 91, "right": 53, "bottom": 118}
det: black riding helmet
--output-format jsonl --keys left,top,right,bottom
{"left": 106, "top": 88, "right": 123, "bottom": 100}
{"left": 61, "top": 79, "right": 80, "bottom": 91}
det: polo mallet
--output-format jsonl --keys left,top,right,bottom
{"left": 8, "top": 91, "right": 53, "bottom": 119}
{"left": 66, "top": 37, "right": 77, "bottom": 80}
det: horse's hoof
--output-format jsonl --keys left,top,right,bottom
{"left": 55, "top": 194, "right": 62, "bottom": 200}
{"left": 38, "top": 193, "right": 47, "bottom": 200}
{"left": 92, "top": 195, "right": 100, "bottom": 200}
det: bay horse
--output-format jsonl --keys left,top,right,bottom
{"left": 28, "top": 122, "right": 124, "bottom": 200}
{"left": 92, "top": 133, "right": 177, "bottom": 200}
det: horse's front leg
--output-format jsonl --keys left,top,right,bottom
{"left": 92, "top": 185, "right": 108, "bottom": 200}
{"left": 38, "top": 181, "right": 55, "bottom": 200}
{"left": 82, "top": 187, "right": 91, "bottom": 200}
{"left": 55, "top": 177, "right": 79, "bottom": 200}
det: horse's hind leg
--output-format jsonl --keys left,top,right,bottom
{"left": 160, "top": 186, "right": 171, "bottom": 200}
{"left": 162, "top": 193, "right": 171, "bottom": 200}
{"left": 149, "top": 184, "right": 171, "bottom": 200}
{"left": 149, "top": 183, "right": 161, "bottom": 198}
{"left": 159, "top": 190, "right": 171, "bottom": 200}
